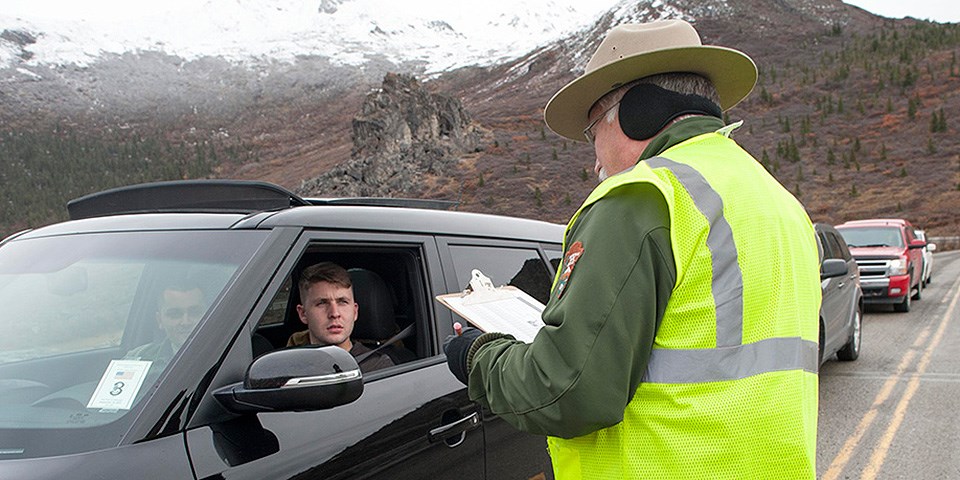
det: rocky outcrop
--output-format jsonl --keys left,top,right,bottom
{"left": 297, "top": 73, "right": 484, "bottom": 197}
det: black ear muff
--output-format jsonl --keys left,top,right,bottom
{"left": 618, "top": 83, "right": 723, "bottom": 141}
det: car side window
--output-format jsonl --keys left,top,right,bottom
{"left": 816, "top": 232, "right": 829, "bottom": 262}
{"left": 826, "top": 232, "right": 852, "bottom": 261}
{"left": 251, "top": 246, "right": 427, "bottom": 370}
{"left": 904, "top": 226, "right": 915, "bottom": 243}
{"left": 545, "top": 248, "right": 563, "bottom": 274}
{"left": 447, "top": 244, "right": 554, "bottom": 304}
{"left": 822, "top": 232, "right": 843, "bottom": 261}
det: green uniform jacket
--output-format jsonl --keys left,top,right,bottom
{"left": 463, "top": 118, "right": 731, "bottom": 438}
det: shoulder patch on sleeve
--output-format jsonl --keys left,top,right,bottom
{"left": 555, "top": 241, "right": 584, "bottom": 299}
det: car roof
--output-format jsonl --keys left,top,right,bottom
{"left": 16, "top": 180, "right": 565, "bottom": 244}
{"left": 814, "top": 222, "right": 840, "bottom": 233}
{"left": 837, "top": 218, "right": 912, "bottom": 228}
{"left": 255, "top": 205, "right": 564, "bottom": 242}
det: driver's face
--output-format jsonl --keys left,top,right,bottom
{"left": 157, "top": 288, "right": 205, "bottom": 350}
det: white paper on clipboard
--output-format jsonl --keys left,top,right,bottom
{"left": 436, "top": 269, "right": 546, "bottom": 343}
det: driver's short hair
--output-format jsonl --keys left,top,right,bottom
{"left": 298, "top": 262, "right": 352, "bottom": 299}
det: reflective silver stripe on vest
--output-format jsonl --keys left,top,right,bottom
{"left": 645, "top": 157, "right": 743, "bottom": 347}
{"left": 643, "top": 337, "right": 819, "bottom": 383}
{"left": 642, "top": 157, "right": 816, "bottom": 383}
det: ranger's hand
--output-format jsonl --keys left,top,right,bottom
{"left": 443, "top": 327, "right": 482, "bottom": 385}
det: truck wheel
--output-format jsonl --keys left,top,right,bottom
{"left": 894, "top": 292, "right": 911, "bottom": 312}
{"left": 837, "top": 308, "right": 861, "bottom": 361}
{"left": 912, "top": 277, "right": 922, "bottom": 300}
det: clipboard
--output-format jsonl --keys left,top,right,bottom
{"left": 436, "top": 269, "right": 546, "bottom": 343}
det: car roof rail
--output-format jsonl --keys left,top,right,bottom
{"left": 303, "top": 197, "right": 459, "bottom": 211}
{"left": 841, "top": 218, "right": 909, "bottom": 225}
{"left": 67, "top": 180, "right": 310, "bottom": 220}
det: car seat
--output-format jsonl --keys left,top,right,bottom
{"left": 348, "top": 268, "right": 417, "bottom": 364}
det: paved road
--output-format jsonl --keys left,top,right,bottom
{"left": 817, "top": 250, "right": 960, "bottom": 479}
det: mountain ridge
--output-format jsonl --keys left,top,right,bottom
{"left": 1, "top": 0, "right": 958, "bottom": 241}
{"left": 1, "top": 0, "right": 617, "bottom": 72}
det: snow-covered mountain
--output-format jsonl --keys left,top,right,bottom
{"left": 1, "top": 0, "right": 622, "bottom": 72}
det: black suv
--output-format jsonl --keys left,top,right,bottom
{"left": 0, "top": 180, "right": 561, "bottom": 479}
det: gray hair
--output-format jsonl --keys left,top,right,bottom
{"left": 594, "top": 73, "right": 721, "bottom": 124}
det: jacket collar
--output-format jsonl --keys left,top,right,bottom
{"left": 638, "top": 116, "right": 727, "bottom": 162}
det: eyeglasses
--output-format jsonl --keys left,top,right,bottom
{"left": 162, "top": 306, "right": 205, "bottom": 320}
{"left": 582, "top": 101, "right": 620, "bottom": 144}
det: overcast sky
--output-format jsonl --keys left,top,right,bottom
{"left": 4, "top": 1, "right": 958, "bottom": 24}
{"left": 842, "top": 0, "right": 959, "bottom": 23}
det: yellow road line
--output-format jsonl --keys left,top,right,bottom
{"left": 860, "top": 280, "right": 960, "bottom": 479}
{"left": 821, "top": 348, "right": 920, "bottom": 480}
{"left": 822, "top": 276, "right": 960, "bottom": 480}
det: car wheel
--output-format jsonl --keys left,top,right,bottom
{"left": 836, "top": 308, "right": 861, "bottom": 361}
{"left": 912, "top": 276, "right": 922, "bottom": 300}
{"left": 894, "top": 291, "right": 911, "bottom": 312}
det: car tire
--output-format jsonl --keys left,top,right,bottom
{"left": 912, "top": 277, "right": 922, "bottom": 300}
{"left": 836, "top": 308, "right": 861, "bottom": 361}
{"left": 894, "top": 291, "right": 911, "bottom": 312}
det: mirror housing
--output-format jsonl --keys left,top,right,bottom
{"left": 820, "top": 258, "right": 849, "bottom": 279}
{"left": 214, "top": 345, "right": 363, "bottom": 413}
{"left": 927, "top": 243, "right": 937, "bottom": 252}
{"left": 908, "top": 239, "right": 926, "bottom": 249}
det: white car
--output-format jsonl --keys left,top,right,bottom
{"left": 915, "top": 229, "right": 936, "bottom": 285}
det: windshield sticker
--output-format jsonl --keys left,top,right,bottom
{"left": 87, "top": 360, "right": 152, "bottom": 410}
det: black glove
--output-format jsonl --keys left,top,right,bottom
{"left": 443, "top": 327, "right": 482, "bottom": 385}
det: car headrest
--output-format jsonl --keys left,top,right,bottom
{"left": 348, "top": 268, "right": 397, "bottom": 341}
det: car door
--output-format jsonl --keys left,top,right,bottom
{"left": 185, "top": 230, "right": 485, "bottom": 480}
{"left": 437, "top": 236, "right": 559, "bottom": 480}
{"left": 904, "top": 226, "right": 924, "bottom": 288}
{"left": 820, "top": 229, "right": 855, "bottom": 354}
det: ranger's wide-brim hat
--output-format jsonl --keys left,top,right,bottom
{"left": 544, "top": 19, "right": 758, "bottom": 142}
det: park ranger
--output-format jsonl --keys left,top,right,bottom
{"left": 444, "top": 19, "right": 821, "bottom": 479}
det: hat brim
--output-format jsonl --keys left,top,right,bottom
{"left": 543, "top": 45, "right": 758, "bottom": 142}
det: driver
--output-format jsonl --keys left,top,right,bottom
{"left": 125, "top": 280, "right": 206, "bottom": 370}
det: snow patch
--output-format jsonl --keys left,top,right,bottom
{"left": 1, "top": 0, "right": 622, "bottom": 72}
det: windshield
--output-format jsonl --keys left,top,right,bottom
{"left": 837, "top": 226, "right": 904, "bottom": 248}
{"left": 0, "top": 229, "right": 267, "bottom": 458}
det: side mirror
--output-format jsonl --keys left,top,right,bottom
{"left": 927, "top": 243, "right": 937, "bottom": 252}
{"left": 214, "top": 346, "right": 363, "bottom": 413}
{"left": 908, "top": 239, "right": 927, "bottom": 249}
{"left": 821, "top": 258, "right": 848, "bottom": 279}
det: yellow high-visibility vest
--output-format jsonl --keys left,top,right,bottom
{"left": 548, "top": 130, "right": 820, "bottom": 479}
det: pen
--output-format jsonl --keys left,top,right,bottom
{"left": 454, "top": 322, "right": 463, "bottom": 336}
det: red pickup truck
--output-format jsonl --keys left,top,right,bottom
{"left": 835, "top": 218, "right": 926, "bottom": 312}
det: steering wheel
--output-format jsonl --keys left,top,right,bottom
{"left": 30, "top": 381, "right": 99, "bottom": 410}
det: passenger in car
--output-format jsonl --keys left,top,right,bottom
{"left": 125, "top": 280, "right": 207, "bottom": 370}
{"left": 287, "top": 262, "right": 394, "bottom": 373}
